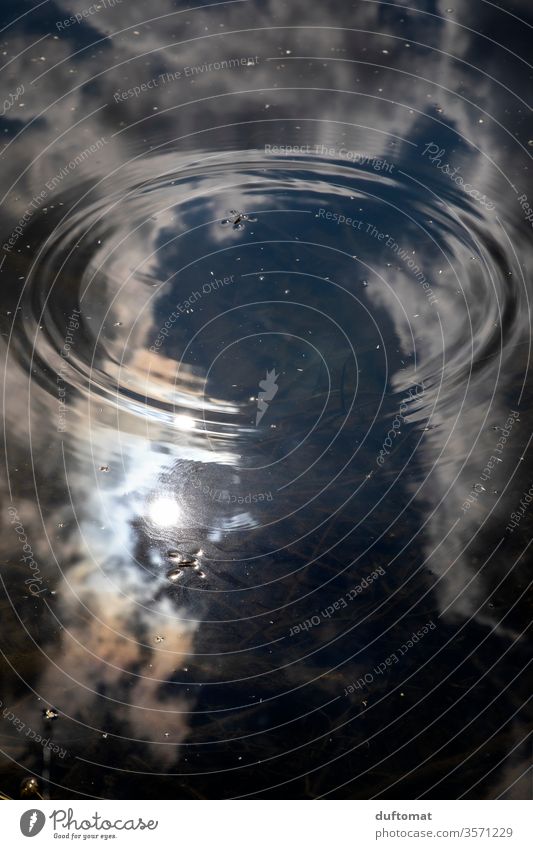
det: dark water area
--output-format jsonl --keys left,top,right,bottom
{"left": 0, "top": 0, "right": 531, "bottom": 800}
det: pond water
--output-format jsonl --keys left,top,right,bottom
{"left": 0, "top": 0, "right": 531, "bottom": 799}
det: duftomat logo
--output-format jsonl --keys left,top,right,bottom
{"left": 256, "top": 368, "right": 279, "bottom": 425}
{"left": 20, "top": 810, "right": 46, "bottom": 837}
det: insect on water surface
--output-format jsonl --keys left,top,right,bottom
{"left": 220, "top": 209, "right": 257, "bottom": 229}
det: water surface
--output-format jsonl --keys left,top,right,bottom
{"left": 0, "top": 0, "right": 532, "bottom": 799}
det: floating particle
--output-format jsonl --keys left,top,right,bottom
{"left": 99, "top": 465, "right": 109, "bottom": 472}
{"left": 43, "top": 708, "right": 58, "bottom": 720}
{"left": 20, "top": 777, "right": 41, "bottom": 798}
{"left": 154, "top": 635, "right": 165, "bottom": 643}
